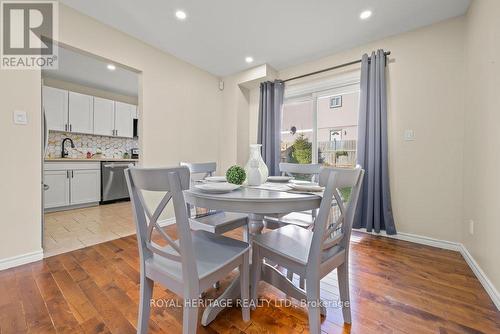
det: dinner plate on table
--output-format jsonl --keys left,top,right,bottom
{"left": 267, "top": 176, "right": 294, "bottom": 183}
{"left": 195, "top": 182, "right": 241, "bottom": 194}
{"left": 288, "top": 183, "right": 324, "bottom": 192}
{"left": 204, "top": 176, "right": 227, "bottom": 182}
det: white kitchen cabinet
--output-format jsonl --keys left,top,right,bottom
{"left": 43, "top": 86, "right": 68, "bottom": 132}
{"left": 114, "top": 102, "right": 135, "bottom": 138}
{"left": 93, "top": 97, "right": 115, "bottom": 136}
{"left": 44, "top": 170, "right": 70, "bottom": 209}
{"left": 68, "top": 92, "right": 94, "bottom": 134}
{"left": 70, "top": 169, "right": 101, "bottom": 205}
{"left": 44, "top": 162, "right": 101, "bottom": 211}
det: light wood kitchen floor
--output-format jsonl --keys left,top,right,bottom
{"left": 43, "top": 202, "right": 136, "bottom": 257}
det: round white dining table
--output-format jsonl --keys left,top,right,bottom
{"left": 184, "top": 185, "right": 322, "bottom": 325}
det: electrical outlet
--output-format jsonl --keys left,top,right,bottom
{"left": 469, "top": 220, "right": 474, "bottom": 235}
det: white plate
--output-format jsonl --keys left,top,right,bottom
{"left": 288, "top": 183, "right": 324, "bottom": 192}
{"left": 290, "top": 179, "right": 314, "bottom": 185}
{"left": 195, "top": 182, "right": 241, "bottom": 194}
{"left": 267, "top": 176, "right": 294, "bottom": 183}
{"left": 204, "top": 176, "right": 227, "bottom": 182}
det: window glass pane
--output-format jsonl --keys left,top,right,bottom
{"left": 317, "top": 91, "right": 359, "bottom": 167}
{"left": 281, "top": 99, "right": 314, "bottom": 165}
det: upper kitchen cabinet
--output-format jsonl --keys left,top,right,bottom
{"left": 43, "top": 86, "right": 68, "bottom": 132}
{"left": 93, "top": 97, "right": 115, "bottom": 136}
{"left": 114, "top": 102, "right": 135, "bottom": 138}
{"left": 68, "top": 92, "right": 94, "bottom": 134}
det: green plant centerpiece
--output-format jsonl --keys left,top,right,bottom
{"left": 226, "top": 165, "right": 246, "bottom": 185}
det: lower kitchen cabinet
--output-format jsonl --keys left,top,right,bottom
{"left": 44, "top": 162, "right": 101, "bottom": 211}
{"left": 70, "top": 169, "right": 101, "bottom": 205}
{"left": 44, "top": 170, "right": 71, "bottom": 209}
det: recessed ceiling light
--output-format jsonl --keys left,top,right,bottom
{"left": 107, "top": 64, "right": 116, "bottom": 71}
{"left": 175, "top": 10, "right": 187, "bottom": 20}
{"left": 245, "top": 56, "right": 254, "bottom": 63}
{"left": 360, "top": 10, "right": 372, "bottom": 20}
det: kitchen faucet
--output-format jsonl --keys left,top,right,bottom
{"left": 61, "top": 137, "right": 75, "bottom": 158}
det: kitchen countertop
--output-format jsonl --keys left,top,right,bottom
{"left": 45, "top": 158, "right": 139, "bottom": 162}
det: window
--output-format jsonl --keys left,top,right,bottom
{"left": 281, "top": 98, "right": 314, "bottom": 165}
{"left": 281, "top": 73, "right": 360, "bottom": 168}
{"left": 329, "top": 95, "right": 342, "bottom": 108}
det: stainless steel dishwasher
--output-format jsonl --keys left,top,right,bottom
{"left": 101, "top": 161, "right": 135, "bottom": 203}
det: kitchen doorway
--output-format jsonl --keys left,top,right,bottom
{"left": 41, "top": 42, "right": 141, "bottom": 257}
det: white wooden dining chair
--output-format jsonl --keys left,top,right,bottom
{"left": 251, "top": 167, "right": 364, "bottom": 334}
{"left": 125, "top": 166, "right": 250, "bottom": 334}
{"left": 180, "top": 162, "right": 249, "bottom": 240}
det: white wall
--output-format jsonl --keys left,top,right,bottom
{"left": 462, "top": 0, "right": 500, "bottom": 293}
{"left": 0, "top": 4, "right": 223, "bottom": 264}
{"left": 0, "top": 70, "right": 43, "bottom": 262}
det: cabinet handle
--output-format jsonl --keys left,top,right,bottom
{"left": 65, "top": 124, "right": 68, "bottom": 131}
{"left": 69, "top": 124, "right": 72, "bottom": 132}
{"left": 71, "top": 170, "right": 74, "bottom": 178}
{"left": 115, "top": 130, "right": 118, "bottom": 136}
{"left": 66, "top": 170, "right": 70, "bottom": 178}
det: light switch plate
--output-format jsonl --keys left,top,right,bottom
{"left": 13, "top": 110, "right": 28, "bottom": 125}
{"left": 404, "top": 129, "right": 415, "bottom": 141}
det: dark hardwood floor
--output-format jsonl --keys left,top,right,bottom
{"left": 0, "top": 227, "right": 498, "bottom": 334}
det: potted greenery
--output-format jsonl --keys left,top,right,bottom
{"left": 226, "top": 165, "right": 246, "bottom": 185}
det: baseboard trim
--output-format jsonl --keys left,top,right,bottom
{"left": 158, "top": 217, "right": 176, "bottom": 227}
{"left": 354, "top": 228, "right": 462, "bottom": 251}
{"left": 459, "top": 244, "right": 500, "bottom": 310}
{"left": 355, "top": 228, "right": 499, "bottom": 310}
{"left": 0, "top": 249, "right": 44, "bottom": 271}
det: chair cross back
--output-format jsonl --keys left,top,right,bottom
{"left": 310, "top": 167, "right": 364, "bottom": 265}
{"left": 125, "top": 166, "right": 195, "bottom": 272}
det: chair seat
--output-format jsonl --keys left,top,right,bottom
{"left": 253, "top": 225, "right": 343, "bottom": 266}
{"left": 264, "top": 211, "right": 314, "bottom": 229}
{"left": 146, "top": 230, "right": 249, "bottom": 281}
{"left": 190, "top": 211, "right": 248, "bottom": 234}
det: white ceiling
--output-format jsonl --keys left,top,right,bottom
{"left": 42, "top": 45, "right": 138, "bottom": 96}
{"left": 61, "top": 0, "right": 471, "bottom": 77}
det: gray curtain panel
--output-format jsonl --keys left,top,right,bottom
{"left": 258, "top": 80, "right": 285, "bottom": 176}
{"left": 355, "top": 50, "right": 397, "bottom": 234}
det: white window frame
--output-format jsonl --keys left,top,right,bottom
{"left": 283, "top": 70, "right": 361, "bottom": 164}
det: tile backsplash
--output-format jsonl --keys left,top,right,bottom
{"left": 46, "top": 131, "right": 138, "bottom": 159}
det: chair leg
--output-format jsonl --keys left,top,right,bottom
{"left": 183, "top": 295, "right": 199, "bottom": 334}
{"left": 251, "top": 245, "right": 262, "bottom": 306}
{"left": 305, "top": 276, "right": 321, "bottom": 334}
{"left": 337, "top": 263, "right": 351, "bottom": 324}
{"left": 239, "top": 252, "right": 250, "bottom": 322}
{"left": 138, "top": 275, "right": 154, "bottom": 334}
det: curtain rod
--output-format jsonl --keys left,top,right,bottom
{"left": 283, "top": 51, "right": 391, "bottom": 83}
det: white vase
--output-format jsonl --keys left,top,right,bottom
{"left": 245, "top": 144, "right": 269, "bottom": 186}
